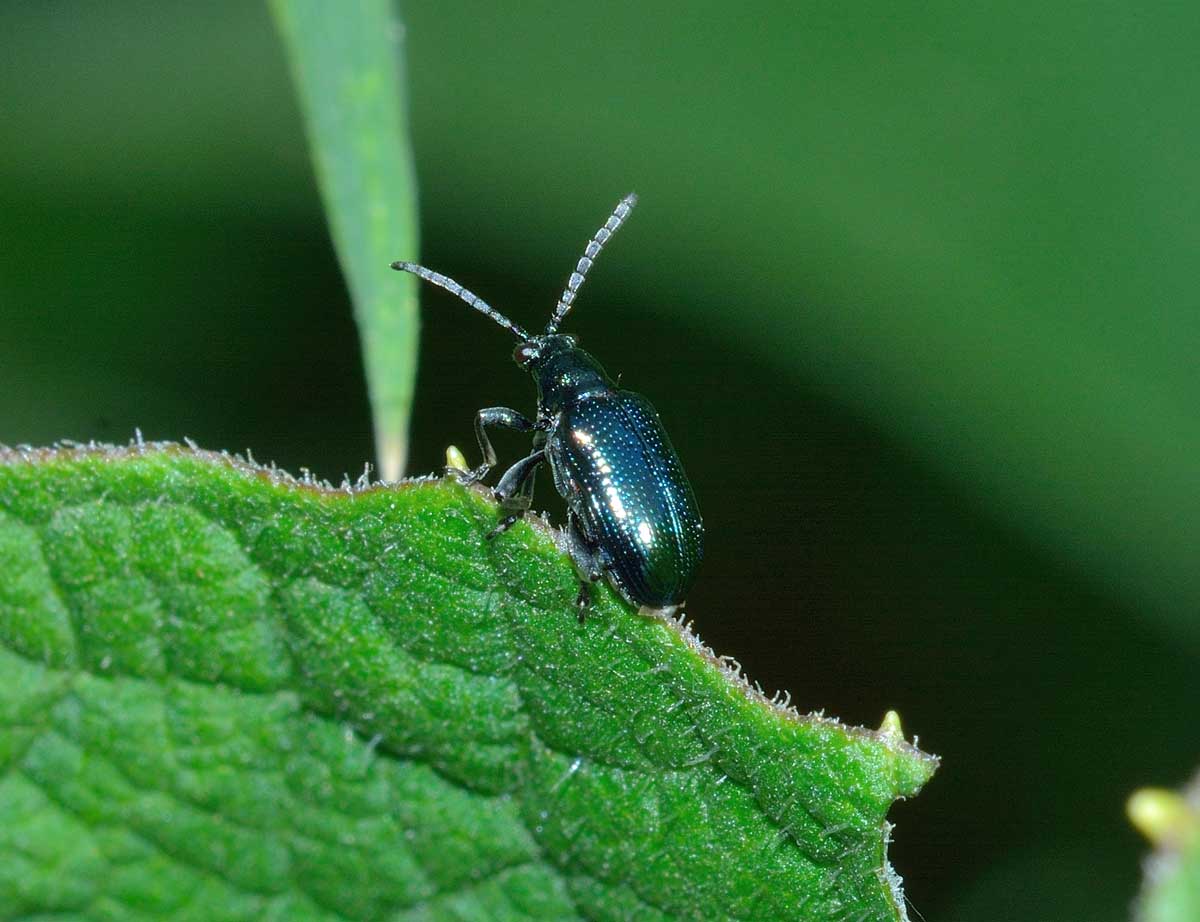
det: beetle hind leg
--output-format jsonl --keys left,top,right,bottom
{"left": 564, "top": 511, "right": 606, "bottom": 622}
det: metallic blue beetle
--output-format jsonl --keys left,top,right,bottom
{"left": 392, "top": 194, "right": 703, "bottom": 615}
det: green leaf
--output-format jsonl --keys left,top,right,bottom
{"left": 0, "top": 444, "right": 934, "bottom": 921}
{"left": 1131, "top": 780, "right": 1200, "bottom": 922}
{"left": 270, "top": 0, "right": 420, "bottom": 480}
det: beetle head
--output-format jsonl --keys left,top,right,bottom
{"left": 512, "top": 334, "right": 576, "bottom": 370}
{"left": 518, "top": 335, "right": 613, "bottom": 411}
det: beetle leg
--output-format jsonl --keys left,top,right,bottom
{"left": 458, "top": 407, "right": 535, "bottom": 484}
{"left": 564, "top": 511, "right": 605, "bottom": 622}
{"left": 485, "top": 451, "right": 546, "bottom": 539}
{"left": 494, "top": 450, "right": 545, "bottom": 505}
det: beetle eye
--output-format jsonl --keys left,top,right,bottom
{"left": 513, "top": 342, "right": 539, "bottom": 366}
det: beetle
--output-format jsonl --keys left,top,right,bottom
{"left": 391, "top": 193, "right": 703, "bottom": 616}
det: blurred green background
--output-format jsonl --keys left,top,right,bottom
{"left": 3, "top": 2, "right": 1198, "bottom": 918}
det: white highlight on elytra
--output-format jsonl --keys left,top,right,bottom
{"left": 574, "top": 428, "right": 628, "bottom": 520}
{"left": 606, "top": 486, "right": 627, "bottom": 520}
{"left": 637, "top": 521, "right": 654, "bottom": 546}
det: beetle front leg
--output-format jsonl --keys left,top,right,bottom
{"left": 564, "top": 511, "right": 605, "bottom": 623}
{"left": 485, "top": 450, "right": 546, "bottom": 539}
{"left": 458, "top": 407, "right": 535, "bottom": 484}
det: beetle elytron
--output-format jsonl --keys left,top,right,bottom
{"left": 392, "top": 194, "right": 703, "bottom": 615}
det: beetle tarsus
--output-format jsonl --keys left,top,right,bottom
{"left": 486, "top": 513, "right": 522, "bottom": 540}
{"left": 448, "top": 463, "right": 490, "bottom": 485}
{"left": 576, "top": 581, "right": 591, "bottom": 621}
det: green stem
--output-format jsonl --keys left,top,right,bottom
{"left": 270, "top": 0, "right": 420, "bottom": 479}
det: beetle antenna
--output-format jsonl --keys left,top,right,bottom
{"left": 546, "top": 193, "right": 638, "bottom": 334}
{"left": 391, "top": 261, "right": 532, "bottom": 340}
